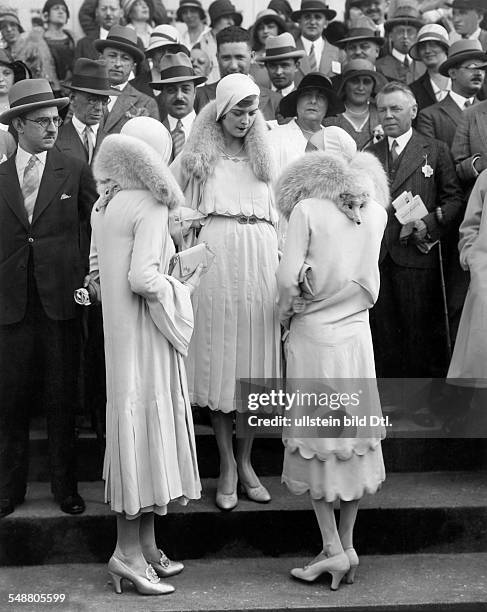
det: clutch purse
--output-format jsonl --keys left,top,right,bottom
{"left": 298, "top": 264, "right": 314, "bottom": 298}
{"left": 169, "top": 242, "right": 215, "bottom": 282}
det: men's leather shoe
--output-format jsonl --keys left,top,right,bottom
{"left": 59, "top": 494, "right": 85, "bottom": 515}
{"left": 0, "top": 500, "right": 15, "bottom": 518}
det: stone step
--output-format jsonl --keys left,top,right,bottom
{"left": 27, "top": 421, "right": 487, "bottom": 480}
{"left": 2, "top": 554, "right": 487, "bottom": 611}
{"left": 1, "top": 472, "right": 486, "bottom": 566}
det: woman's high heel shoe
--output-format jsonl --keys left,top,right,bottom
{"left": 239, "top": 481, "right": 271, "bottom": 504}
{"left": 290, "top": 552, "right": 350, "bottom": 591}
{"left": 148, "top": 549, "right": 184, "bottom": 578}
{"left": 343, "top": 548, "right": 359, "bottom": 584}
{"left": 108, "top": 556, "right": 175, "bottom": 595}
{"left": 215, "top": 488, "right": 238, "bottom": 511}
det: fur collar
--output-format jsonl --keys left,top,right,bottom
{"left": 93, "top": 134, "right": 184, "bottom": 209}
{"left": 276, "top": 151, "right": 390, "bottom": 220}
{"left": 179, "top": 100, "right": 275, "bottom": 184}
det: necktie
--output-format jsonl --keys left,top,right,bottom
{"left": 390, "top": 139, "right": 399, "bottom": 164}
{"left": 308, "top": 43, "right": 317, "bottom": 72}
{"left": 83, "top": 125, "right": 94, "bottom": 164}
{"left": 464, "top": 99, "right": 472, "bottom": 109}
{"left": 171, "top": 120, "right": 185, "bottom": 159}
{"left": 22, "top": 154, "right": 39, "bottom": 223}
{"left": 403, "top": 55, "right": 410, "bottom": 68}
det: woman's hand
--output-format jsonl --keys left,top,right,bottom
{"left": 83, "top": 274, "right": 100, "bottom": 303}
{"left": 183, "top": 263, "right": 205, "bottom": 295}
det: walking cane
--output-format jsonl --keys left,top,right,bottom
{"left": 435, "top": 207, "right": 452, "bottom": 360}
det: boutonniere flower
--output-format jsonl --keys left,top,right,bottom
{"left": 125, "top": 106, "right": 149, "bottom": 119}
{"left": 422, "top": 154, "right": 434, "bottom": 178}
{"left": 372, "top": 124, "right": 384, "bottom": 143}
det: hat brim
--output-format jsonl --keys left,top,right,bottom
{"left": 176, "top": 5, "right": 206, "bottom": 21}
{"left": 337, "top": 69, "right": 378, "bottom": 96}
{"left": 253, "top": 13, "right": 287, "bottom": 33}
{"left": 280, "top": 80, "right": 344, "bottom": 118}
{"left": 409, "top": 37, "right": 449, "bottom": 61}
{"left": 262, "top": 50, "right": 305, "bottom": 62}
{"left": 385, "top": 17, "right": 423, "bottom": 32}
{"left": 210, "top": 11, "right": 242, "bottom": 27}
{"left": 150, "top": 74, "right": 207, "bottom": 88}
{"left": 94, "top": 39, "right": 145, "bottom": 64}
{"left": 62, "top": 83, "right": 122, "bottom": 96}
{"left": 0, "top": 96, "right": 69, "bottom": 125}
{"left": 336, "top": 34, "right": 385, "bottom": 48}
{"left": 0, "top": 18, "right": 24, "bottom": 33}
{"left": 291, "top": 8, "right": 337, "bottom": 21}
{"left": 439, "top": 50, "right": 487, "bottom": 76}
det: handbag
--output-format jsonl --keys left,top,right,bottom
{"left": 168, "top": 242, "right": 215, "bottom": 282}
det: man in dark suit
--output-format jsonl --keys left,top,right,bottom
{"left": 0, "top": 79, "right": 98, "bottom": 518}
{"left": 369, "top": 82, "right": 463, "bottom": 380}
{"left": 75, "top": 0, "right": 122, "bottom": 61}
{"left": 194, "top": 26, "right": 281, "bottom": 120}
{"left": 95, "top": 25, "right": 159, "bottom": 136}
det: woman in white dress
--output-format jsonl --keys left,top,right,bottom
{"left": 276, "top": 150, "right": 389, "bottom": 590}
{"left": 88, "top": 119, "right": 202, "bottom": 595}
{"left": 171, "top": 74, "right": 281, "bottom": 511}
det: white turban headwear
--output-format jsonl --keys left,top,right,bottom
{"left": 215, "top": 73, "right": 260, "bottom": 121}
{"left": 121, "top": 116, "right": 173, "bottom": 164}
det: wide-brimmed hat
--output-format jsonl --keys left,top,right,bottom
{"left": 0, "top": 78, "right": 69, "bottom": 124}
{"left": 451, "top": 0, "right": 486, "bottom": 11}
{"left": 385, "top": 0, "right": 423, "bottom": 31}
{"left": 280, "top": 72, "right": 344, "bottom": 118}
{"left": 335, "top": 16, "right": 385, "bottom": 47}
{"left": 409, "top": 24, "right": 449, "bottom": 61}
{"left": 94, "top": 25, "right": 145, "bottom": 64}
{"left": 42, "top": 0, "right": 70, "bottom": 19}
{"left": 291, "top": 0, "right": 336, "bottom": 22}
{"left": 208, "top": 0, "right": 242, "bottom": 28}
{"left": 261, "top": 32, "right": 305, "bottom": 62}
{"left": 150, "top": 52, "right": 207, "bottom": 88}
{"left": 337, "top": 58, "right": 379, "bottom": 96}
{"left": 62, "top": 58, "right": 121, "bottom": 96}
{"left": 176, "top": 0, "right": 206, "bottom": 22}
{"left": 439, "top": 39, "right": 487, "bottom": 76}
{"left": 0, "top": 49, "right": 31, "bottom": 82}
{"left": 0, "top": 7, "right": 23, "bottom": 32}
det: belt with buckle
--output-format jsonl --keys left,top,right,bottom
{"left": 210, "top": 214, "right": 273, "bottom": 226}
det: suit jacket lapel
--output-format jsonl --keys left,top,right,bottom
{"left": 0, "top": 155, "right": 29, "bottom": 229}
{"left": 32, "top": 150, "right": 68, "bottom": 225}
{"left": 474, "top": 104, "right": 487, "bottom": 146}
{"left": 390, "top": 131, "right": 427, "bottom": 194}
{"left": 295, "top": 38, "right": 310, "bottom": 77}
{"left": 103, "top": 84, "right": 137, "bottom": 133}
{"left": 440, "top": 94, "right": 461, "bottom": 124}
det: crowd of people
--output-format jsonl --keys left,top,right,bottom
{"left": 0, "top": 0, "right": 486, "bottom": 599}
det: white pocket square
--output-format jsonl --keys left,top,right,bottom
{"left": 60, "top": 193, "right": 71, "bottom": 200}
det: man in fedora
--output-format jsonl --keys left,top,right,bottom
{"left": 56, "top": 58, "right": 120, "bottom": 163}
{"left": 95, "top": 25, "right": 159, "bottom": 137}
{"left": 75, "top": 0, "right": 123, "bottom": 61}
{"left": 376, "top": 0, "right": 426, "bottom": 84}
{"left": 196, "top": 0, "right": 243, "bottom": 84}
{"left": 291, "top": 0, "right": 343, "bottom": 83}
{"left": 151, "top": 52, "right": 206, "bottom": 160}
{"left": 261, "top": 32, "right": 305, "bottom": 97}
{"left": 0, "top": 79, "right": 98, "bottom": 518}
{"left": 194, "top": 26, "right": 281, "bottom": 119}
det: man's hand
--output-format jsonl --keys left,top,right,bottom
{"left": 473, "top": 156, "right": 487, "bottom": 175}
{"left": 83, "top": 274, "right": 99, "bottom": 303}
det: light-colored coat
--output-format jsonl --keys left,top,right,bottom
{"left": 91, "top": 134, "right": 201, "bottom": 517}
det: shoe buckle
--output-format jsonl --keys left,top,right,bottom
{"left": 146, "top": 565, "right": 160, "bottom": 584}
{"left": 159, "top": 549, "right": 170, "bottom": 568}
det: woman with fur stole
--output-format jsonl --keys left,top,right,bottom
{"left": 89, "top": 121, "right": 202, "bottom": 595}
{"left": 171, "top": 74, "right": 281, "bottom": 511}
{"left": 276, "top": 150, "right": 389, "bottom": 590}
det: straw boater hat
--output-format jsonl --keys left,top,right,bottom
{"left": 62, "top": 58, "right": 122, "bottom": 97}
{"left": 261, "top": 32, "right": 305, "bottom": 62}
{"left": 337, "top": 58, "right": 379, "bottom": 96}
{"left": 385, "top": 0, "right": 423, "bottom": 32}
{"left": 0, "top": 49, "right": 31, "bottom": 82}
{"left": 408, "top": 24, "right": 449, "bottom": 61}
{"left": 94, "top": 25, "right": 145, "bottom": 64}
{"left": 150, "top": 52, "right": 207, "bottom": 88}
{"left": 439, "top": 39, "right": 487, "bottom": 76}
{"left": 291, "top": 0, "right": 336, "bottom": 22}
{"left": 208, "top": 0, "right": 242, "bottom": 28}
{"left": 176, "top": 0, "right": 206, "bottom": 22}
{"left": 335, "top": 16, "right": 385, "bottom": 48}
{"left": 279, "top": 72, "right": 344, "bottom": 118}
{"left": 0, "top": 78, "right": 69, "bottom": 124}
{"left": 0, "top": 7, "right": 23, "bottom": 33}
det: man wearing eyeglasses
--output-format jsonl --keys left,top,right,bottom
{"left": 0, "top": 79, "right": 98, "bottom": 519}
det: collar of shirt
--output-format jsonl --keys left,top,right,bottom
{"left": 99, "top": 27, "right": 109, "bottom": 40}
{"left": 388, "top": 127, "right": 412, "bottom": 156}
{"left": 271, "top": 82, "right": 295, "bottom": 97}
{"left": 467, "top": 28, "right": 481, "bottom": 40}
{"left": 430, "top": 76, "right": 451, "bottom": 101}
{"left": 168, "top": 110, "right": 196, "bottom": 135}
{"left": 107, "top": 80, "right": 129, "bottom": 112}
{"left": 16, "top": 145, "right": 47, "bottom": 183}
{"left": 377, "top": 23, "right": 385, "bottom": 37}
{"left": 391, "top": 48, "right": 412, "bottom": 64}
{"left": 71, "top": 115, "right": 100, "bottom": 139}
{"left": 301, "top": 35, "right": 324, "bottom": 62}
{"left": 450, "top": 90, "right": 474, "bottom": 109}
